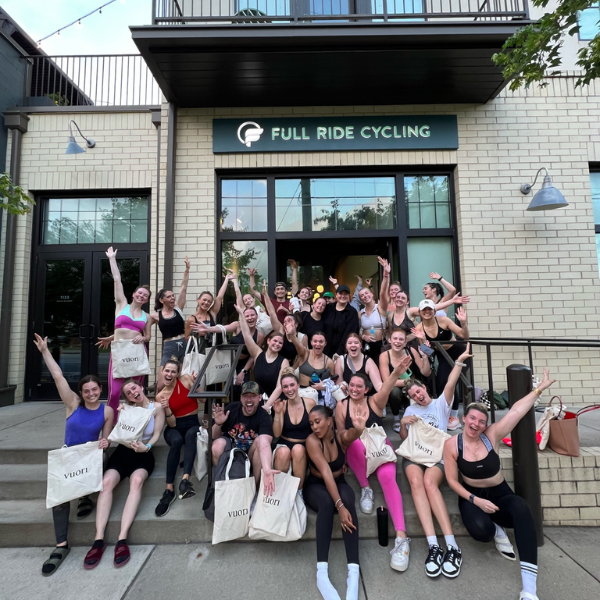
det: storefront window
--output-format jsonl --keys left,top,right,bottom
{"left": 220, "top": 179, "right": 268, "bottom": 232}
{"left": 42, "top": 196, "right": 148, "bottom": 244}
{"left": 579, "top": 3, "right": 600, "bottom": 40}
{"left": 405, "top": 175, "right": 451, "bottom": 229}
{"left": 276, "top": 176, "right": 396, "bottom": 232}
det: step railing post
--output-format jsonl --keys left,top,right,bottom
{"left": 506, "top": 364, "right": 544, "bottom": 546}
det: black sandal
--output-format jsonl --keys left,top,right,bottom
{"left": 42, "top": 546, "right": 70, "bottom": 577}
{"left": 77, "top": 496, "right": 94, "bottom": 519}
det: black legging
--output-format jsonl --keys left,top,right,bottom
{"left": 459, "top": 480, "right": 537, "bottom": 565}
{"left": 387, "top": 386, "right": 407, "bottom": 416}
{"left": 434, "top": 342, "right": 469, "bottom": 410}
{"left": 303, "top": 473, "right": 359, "bottom": 564}
{"left": 163, "top": 414, "right": 200, "bottom": 484}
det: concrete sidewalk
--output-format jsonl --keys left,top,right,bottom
{"left": 1, "top": 529, "right": 600, "bottom": 600}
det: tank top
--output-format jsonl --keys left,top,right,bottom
{"left": 192, "top": 314, "right": 223, "bottom": 347}
{"left": 308, "top": 434, "right": 346, "bottom": 473}
{"left": 298, "top": 352, "right": 329, "bottom": 380}
{"left": 389, "top": 309, "right": 414, "bottom": 333}
{"left": 341, "top": 354, "right": 374, "bottom": 394}
{"left": 64, "top": 404, "right": 106, "bottom": 447}
{"left": 360, "top": 304, "right": 385, "bottom": 331}
{"left": 457, "top": 433, "right": 501, "bottom": 480}
{"left": 158, "top": 307, "right": 185, "bottom": 339}
{"left": 254, "top": 352, "right": 285, "bottom": 397}
{"left": 280, "top": 332, "right": 306, "bottom": 363}
{"left": 167, "top": 380, "right": 197, "bottom": 418}
{"left": 141, "top": 402, "right": 155, "bottom": 443}
{"left": 386, "top": 350, "right": 412, "bottom": 380}
{"left": 230, "top": 328, "right": 258, "bottom": 363}
{"left": 423, "top": 318, "right": 453, "bottom": 344}
{"left": 114, "top": 305, "right": 147, "bottom": 333}
{"left": 344, "top": 397, "right": 383, "bottom": 429}
{"left": 282, "top": 398, "right": 311, "bottom": 441}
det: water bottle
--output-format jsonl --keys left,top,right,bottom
{"left": 311, "top": 372, "right": 320, "bottom": 385}
{"left": 369, "top": 326, "right": 375, "bottom": 339}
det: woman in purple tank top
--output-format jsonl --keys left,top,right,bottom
{"left": 33, "top": 334, "right": 114, "bottom": 577}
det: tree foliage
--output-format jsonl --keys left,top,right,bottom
{"left": 0, "top": 173, "right": 34, "bottom": 215}
{"left": 492, "top": 0, "right": 600, "bottom": 90}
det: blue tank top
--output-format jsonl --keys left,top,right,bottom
{"left": 64, "top": 404, "right": 106, "bottom": 447}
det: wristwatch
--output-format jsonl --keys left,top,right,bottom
{"left": 469, "top": 494, "right": 475, "bottom": 504}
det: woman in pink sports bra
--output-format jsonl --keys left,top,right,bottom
{"left": 98, "top": 247, "right": 152, "bottom": 410}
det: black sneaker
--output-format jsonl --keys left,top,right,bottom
{"left": 425, "top": 544, "right": 444, "bottom": 578}
{"left": 442, "top": 546, "right": 462, "bottom": 578}
{"left": 154, "top": 489, "right": 175, "bottom": 517}
{"left": 178, "top": 479, "right": 196, "bottom": 500}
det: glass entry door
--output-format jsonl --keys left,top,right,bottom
{"left": 28, "top": 250, "right": 148, "bottom": 400}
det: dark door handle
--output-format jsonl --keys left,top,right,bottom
{"left": 88, "top": 324, "right": 96, "bottom": 340}
{"left": 79, "top": 324, "right": 88, "bottom": 339}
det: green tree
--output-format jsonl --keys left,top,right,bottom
{"left": 493, "top": 1, "right": 600, "bottom": 90}
{"left": 0, "top": 173, "right": 34, "bottom": 215}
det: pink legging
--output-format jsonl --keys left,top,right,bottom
{"left": 345, "top": 438, "right": 406, "bottom": 532}
{"left": 107, "top": 354, "right": 145, "bottom": 411}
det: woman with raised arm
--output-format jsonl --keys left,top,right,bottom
{"left": 379, "top": 328, "right": 431, "bottom": 433}
{"left": 84, "top": 380, "right": 165, "bottom": 570}
{"left": 101, "top": 246, "right": 152, "bottom": 412}
{"left": 399, "top": 344, "right": 473, "bottom": 580}
{"left": 335, "top": 355, "right": 413, "bottom": 572}
{"left": 415, "top": 302, "right": 470, "bottom": 431}
{"left": 153, "top": 357, "right": 202, "bottom": 517}
{"left": 268, "top": 368, "right": 317, "bottom": 491}
{"left": 444, "top": 370, "right": 556, "bottom": 600}
{"left": 149, "top": 257, "right": 191, "bottom": 394}
{"left": 423, "top": 271, "right": 457, "bottom": 317}
{"left": 33, "top": 334, "right": 113, "bottom": 577}
{"left": 335, "top": 333, "right": 383, "bottom": 397}
{"left": 232, "top": 302, "right": 290, "bottom": 397}
{"left": 300, "top": 296, "right": 328, "bottom": 346}
{"left": 304, "top": 404, "right": 367, "bottom": 600}
{"left": 358, "top": 256, "right": 390, "bottom": 361}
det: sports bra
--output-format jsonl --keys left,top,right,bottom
{"left": 308, "top": 434, "right": 346, "bottom": 474}
{"left": 424, "top": 318, "right": 453, "bottom": 344}
{"left": 167, "top": 380, "right": 198, "bottom": 418}
{"left": 282, "top": 397, "right": 311, "bottom": 441}
{"left": 158, "top": 307, "right": 185, "bottom": 339}
{"left": 389, "top": 309, "right": 414, "bottom": 333}
{"left": 115, "top": 305, "right": 147, "bottom": 333}
{"left": 360, "top": 304, "right": 385, "bottom": 331}
{"left": 386, "top": 350, "right": 412, "bottom": 380}
{"left": 298, "top": 352, "right": 329, "bottom": 379}
{"left": 344, "top": 397, "right": 383, "bottom": 429}
{"left": 457, "top": 433, "right": 501, "bottom": 480}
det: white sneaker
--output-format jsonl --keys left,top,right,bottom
{"left": 447, "top": 416, "right": 461, "bottom": 431}
{"left": 359, "top": 487, "right": 374, "bottom": 514}
{"left": 393, "top": 422, "right": 401, "bottom": 433}
{"left": 390, "top": 537, "right": 411, "bottom": 572}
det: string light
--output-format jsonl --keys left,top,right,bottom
{"left": 36, "top": 0, "right": 120, "bottom": 47}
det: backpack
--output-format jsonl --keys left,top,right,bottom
{"left": 203, "top": 437, "right": 250, "bottom": 522}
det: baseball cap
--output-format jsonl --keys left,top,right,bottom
{"left": 337, "top": 285, "right": 351, "bottom": 294}
{"left": 241, "top": 381, "right": 261, "bottom": 395}
{"left": 419, "top": 299, "right": 436, "bottom": 311}
{"left": 323, "top": 292, "right": 335, "bottom": 298}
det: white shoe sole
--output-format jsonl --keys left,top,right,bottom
{"left": 390, "top": 561, "right": 409, "bottom": 572}
{"left": 360, "top": 504, "right": 374, "bottom": 515}
{"left": 441, "top": 567, "right": 461, "bottom": 578}
{"left": 494, "top": 537, "right": 516, "bottom": 561}
{"left": 425, "top": 568, "right": 442, "bottom": 578}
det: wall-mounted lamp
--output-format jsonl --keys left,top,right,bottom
{"left": 66, "top": 120, "right": 96, "bottom": 155}
{"left": 520, "top": 167, "right": 568, "bottom": 211}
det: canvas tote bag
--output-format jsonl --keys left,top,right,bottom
{"left": 108, "top": 404, "right": 154, "bottom": 447}
{"left": 249, "top": 486, "right": 307, "bottom": 542}
{"left": 111, "top": 339, "right": 151, "bottom": 379}
{"left": 396, "top": 417, "right": 451, "bottom": 468}
{"left": 249, "top": 471, "right": 300, "bottom": 539}
{"left": 360, "top": 424, "right": 397, "bottom": 477}
{"left": 212, "top": 448, "right": 256, "bottom": 544}
{"left": 182, "top": 336, "right": 204, "bottom": 378}
{"left": 46, "top": 441, "right": 104, "bottom": 508}
{"left": 204, "top": 324, "right": 233, "bottom": 386}
{"left": 193, "top": 427, "right": 209, "bottom": 482}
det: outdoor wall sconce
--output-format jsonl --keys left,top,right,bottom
{"left": 520, "top": 167, "right": 568, "bottom": 211}
{"left": 65, "top": 120, "right": 96, "bottom": 154}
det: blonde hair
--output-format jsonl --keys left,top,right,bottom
{"left": 280, "top": 367, "right": 299, "bottom": 384}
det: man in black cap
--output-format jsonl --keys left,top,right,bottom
{"left": 322, "top": 283, "right": 360, "bottom": 357}
{"left": 211, "top": 381, "right": 278, "bottom": 495}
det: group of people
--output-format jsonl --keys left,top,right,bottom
{"left": 35, "top": 246, "right": 550, "bottom": 600}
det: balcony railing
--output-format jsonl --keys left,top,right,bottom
{"left": 152, "top": 0, "right": 529, "bottom": 24}
{"left": 23, "top": 55, "right": 162, "bottom": 108}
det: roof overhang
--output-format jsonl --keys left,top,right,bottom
{"left": 131, "top": 22, "right": 533, "bottom": 108}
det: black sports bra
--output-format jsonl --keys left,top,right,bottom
{"left": 424, "top": 318, "right": 453, "bottom": 344}
{"left": 390, "top": 309, "right": 414, "bottom": 333}
{"left": 282, "top": 398, "right": 311, "bottom": 441}
{"left": 457, "top": 433, "right": 501, "bottom": 480}
{"left": 308, "top": 434, "right": 346, "bottom": 474}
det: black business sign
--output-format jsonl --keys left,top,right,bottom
{"left": 213, "top": 115, "right": 458, "bottom": 153}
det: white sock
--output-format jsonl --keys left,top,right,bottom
{"left": 317, "top": 562, "right": 341, "bottom": 600}
{"left": 520, "top": 561, "right": 538, "bottom": 596}
{"left": 393, "top": 415, "right": 400, "bottom": 423}
{"left": 427, "top": 535, "right": 439, "bottom": 547}
{"left": 444, "top": 534, "right": 457, "bottom": 549}
{"left": 450, "top": 409, "right": 458, "bottom": 419}
{"left": 346, "top": 563, "right": 360, "bottom": 600}
{"left": 494, "top": 524, "right": 507, "bottom": 539}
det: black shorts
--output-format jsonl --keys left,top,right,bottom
{"left": 106, "top": 443, "right": 155, "bottom": 479}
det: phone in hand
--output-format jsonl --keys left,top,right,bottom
{"left": 419, "top": 344, "right": 435, "bottom": 356}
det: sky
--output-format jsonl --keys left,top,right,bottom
{"left": 2, "top": 0, "right": 150, "bottom": 55}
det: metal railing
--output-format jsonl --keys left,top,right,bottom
{"left": 432, "top": 337, "right": 600, "bottom": 423}
{"left": 23, "top": 55, "right": 162, "bottom": 108}
{"left": 152, "top": 0, "right": 528, "bottom": 24}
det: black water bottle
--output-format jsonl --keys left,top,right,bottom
{"left": 377, "top": 506, "right": 389, "bottom": 547}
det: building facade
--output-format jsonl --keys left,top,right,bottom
{"left": 2, "top": 1, "right": 600, "bottom": 406}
